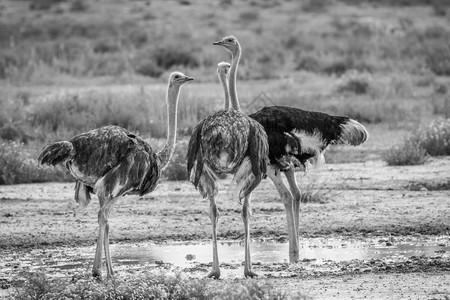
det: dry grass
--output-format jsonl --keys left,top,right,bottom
{"left": 12, "top": 270, "right": 308, "bottom": 300}
{"left": 383, "top": 118, "right": 450, "bottom": 165}
{"left": 1, "top": 0, "right": 450, "bottom": 184}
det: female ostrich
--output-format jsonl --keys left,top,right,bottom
{"left": 215, "top": 51, "right": 368, "bottom": 264}
{"left": 38, "top": 72, "right": 193, "bottom": 280}
{"left": 187, "top": 36, "right": 269, "bottom": 278}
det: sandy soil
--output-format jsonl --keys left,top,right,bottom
{"left": 1, "top": 157, "right": 450, "bottom": 299}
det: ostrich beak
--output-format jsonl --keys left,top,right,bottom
{"left": 213, "top": 40, "right": 223, "bottom": 46}
{"left": 183, "top": 76, "right": 194, "bottom": 83}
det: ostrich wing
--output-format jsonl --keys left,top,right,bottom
{"left": 68, "top": 125, "right": 159, "bottom": 197}
{"left": 249, "top": 105, "right": 367, "bottom": 167}
{"left": 187, "top": 119, "right": 205, "bottom": 188}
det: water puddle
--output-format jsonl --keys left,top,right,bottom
{"left": 2, "top": 236, "right": 449, "bottom": 278}
{"left": 111, "top": 238, "right": 450, "bottom": 267}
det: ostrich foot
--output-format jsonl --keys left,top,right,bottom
{"left": 206, "top": 269, "right": 221, "bottom": 279}
{"left": 244, "top": 270, "right": 258, "bottom": 278}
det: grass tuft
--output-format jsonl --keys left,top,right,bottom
{"left": 383, "top": 139, "right": 428, "bottom": 166}
{"left": 383, "top": 118, "right": 450, "bottom": 165}
{"left": 410, "top": 118, "right": 450, "bottom": 155}
{"left": 12, "top": 271, "right": 308, "bottom": 300}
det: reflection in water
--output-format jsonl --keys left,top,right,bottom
{"left": 111, "top": 238, "right": 450, "bottom": 268}
{"left": 2, "top": 237, "right": 448, "bottom": 279}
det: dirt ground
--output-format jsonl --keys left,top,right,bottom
{"left": 1, "top": 157, "right": 450, "bottom": 299}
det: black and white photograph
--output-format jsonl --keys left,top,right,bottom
{"left": 1, "top": 0, "right": 449, "bottom": 299}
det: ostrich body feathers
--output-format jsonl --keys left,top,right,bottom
{"left": 249, "top": 105, "right": 368, "bottom": 171}
{"left": 187, "top": 109, "right": 268, "bottom": 200}
{"left": 39, "top": 125, "right": 160, "bottom": 205}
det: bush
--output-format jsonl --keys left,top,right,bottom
{"left": 322, "top": 60, "right": 352, "bottom": 76}
{"left": 302, "top": 0, "right": 329, "bottom": 12}
{"left": 135, "top": 59, "right": 163, "bottom": 78}
{"left": 335, "top": 70, "right": 376, "bottom": 95}
{"left": 295, "top": 54, "right": 320, "bottom": 72}
{"left": 29, "top": 0, "right": 65, "bottom": 10}
{"left": 410, "top": 118, "right": 450, "bottom": 155}
{"left": 70, "top": 0, "right": 89, "bottom": 12}
{"left": 162, "top": 140, "right": 189, "bottom": 181}
{"left": 0, "top": 139, "right": 72, "bottom": 184}
{"left": 383, "top": 139, "right": 428, "bottom": 166}
{"left": 153, "top": 44, "right": 200, "bottom": 70}
{"left": 423, "top": 41, "right": 450, "bottom": 76}
{"left": 384, "top": 118, "right": 450, "bottom": 165}
{"left": 238, "top": 10, "right": 260, "bottom": 22}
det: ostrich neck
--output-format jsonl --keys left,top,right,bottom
{"left": 229, "top": 48, "right": 241, "bottom": 110}
{"left": 220, "top": 73, "right": 230, "bottom": 109}
{"left": 157, "top": 86, "right": 180, "bottom": 169}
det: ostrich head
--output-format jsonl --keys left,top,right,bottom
{"left": 169, "top": 71, "right": 194, "bottom": 88}
{"left": 217, "top": 62, "right": 231, "bottom": 77}
{"left": 213, "top": 35, "right": 240, "bottom": 56}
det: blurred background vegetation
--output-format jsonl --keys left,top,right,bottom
{"left": 1, "top": 0, "right": 450, "bottom": 183}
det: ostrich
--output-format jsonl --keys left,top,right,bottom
{"left": 249, "top": 107, "right": 368, "bottom": 263}
{"left": 38, "top": 72, "right": 193, "bottom": 280}
{"left": 217, "top": 61, "right": 231, "bottom": 109}
{"left": 215, "top": 48, "right": 368, "bottom": 264}
{"left": 187, "top": 36, "right": 269, "bottom": 278}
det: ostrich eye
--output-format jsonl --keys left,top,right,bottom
{"left": 227, "top": 38, "right": 233, "bottom": 43}
{"left": 174, "top": 75, "right": 180, "bottom": 79}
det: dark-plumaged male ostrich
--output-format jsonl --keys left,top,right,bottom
{"left": 38, "top": 72, "right": 193, "bottom": 280}
{"left": 215, "top": 46, "right": 368, "bottom": 264}
{"left": 187, "top": 36, "right": 269, "bottom": 278}
{"left": 249, "top": 107, "right": 368, "bottom": 262}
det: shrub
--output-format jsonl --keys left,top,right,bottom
{"left": 302, "top": 0, "right": 329, "bottom": 12}
{"left": 29, "top": 0, "right": 65, "bottom": 10}
{"left": 162, "top": 140, "right": 189, "bottom": 181}
{"left": 335, "top": 70, "right": 375, "bottom": 95}
{"left": 423, "top": 41, "right": 450, "bottom": 76}
{"left": 322, "top": 60, "right": 352, "bottom": 76}
{"left": 410, "top": 118, "right": 450, "bottom": 155}
{"left": 295, "top": 54, "right": 320, "bottom": 72}
{"left": 0, "top": 124, "right": 29, "bottom": 143}
{"left": 152, "top": 44, "right": 200, "bottom": 70}
{"left": 384, "top": 118, "right": 450, "bottom": 165}
{"left": 135, "top": 59, "right": 163, "bottom": 78}
{"left": 238, "top": 10, "right": 260, "bottom": 22}
{"left": 383, "top": 139, "right": 428, "bottom": 166}
{"left": 70, "top": 0, "right": 89, "bottom": 12}
{"left": 0, "top": 139, "right": 72, "bottom": 184}
{"left": 93, "top": 39, "right": 120, "bottom": 54}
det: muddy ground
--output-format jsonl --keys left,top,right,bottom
{"left": 1, "top": 157, "right": 450, "bottom": 299}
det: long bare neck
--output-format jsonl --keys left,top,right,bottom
{"left": 157, "top": 86, "right": 180, "bottom": 169}
{"left": 229, "top": 46, "right": 241, "bottom": 110}
{"left": 219, "top": 72, "right": 230, "bottom": 109}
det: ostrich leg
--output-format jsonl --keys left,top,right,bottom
{"left": 207, "top": 195, "right": 221, "bottom": 279}
{"left": 284, "top": 169, "right": 301, "bottom": 261}
{"left": 266, "top": 167, "right": 299, "bottom": 263}
{"left": 242, "top": 193, "right": 258, "bottom": 278}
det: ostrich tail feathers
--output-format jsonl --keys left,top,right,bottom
{"left": 38, "top": 141, "right": 73, "bottom": 166}
{"left": 228, "top": 157, "right": 263, "bottom": 202}
{"left": 340, "top": 119, "right": 369, "bottom": 146}
{"left": 197, "top": 163, "right": 219, "bottom": 198}
{"left": 74, "top": 181, "right": 92, "bottom": 208}
{"left": 187, "top": 121, "right": 204, "bottom": 188}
